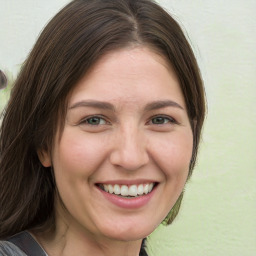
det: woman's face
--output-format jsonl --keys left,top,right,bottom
{"left": 42, "top": 47, "right": 193, "bottom": 241}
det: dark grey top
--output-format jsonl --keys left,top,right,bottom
{"left": 0, "top": 231, "right": 148, "bottom": 256}
{"left": 0, "top": 231, "right": 47, "bottom": 256}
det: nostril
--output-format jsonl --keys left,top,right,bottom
{"left": 0, "top": 70, "right": 8, "bottom": 89}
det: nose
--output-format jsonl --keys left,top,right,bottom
{"left": 109, "top": 125, "right": 149, "bottom": 171}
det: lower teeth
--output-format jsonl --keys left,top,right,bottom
{"left": 117, "top": 194, "right": 140, "bottom": 198}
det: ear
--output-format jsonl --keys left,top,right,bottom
{"left": 37, "top": 149, "right": 52, "bottom": 167}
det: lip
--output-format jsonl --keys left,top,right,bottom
{"left": 96, "top": 182, "right": 158, "bottom": 209}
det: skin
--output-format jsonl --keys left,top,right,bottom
{"left": 37, "top": 46, "right": 193, "bottom": 256}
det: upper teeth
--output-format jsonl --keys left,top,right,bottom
{"left": 102, "top": 183, "right": 154, "bottom": 197}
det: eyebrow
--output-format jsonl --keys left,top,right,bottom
{"left": 144, "top": 100, "right": 184, "bottom": 111}
{"left": 68, "top": 99, "right": 184, "bottom": 111}
{"left": 69, "top": 100, "right": 115, "bottom": 111}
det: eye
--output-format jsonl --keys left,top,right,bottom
{"left": 149, "top": 115, "right": 176, "bottom": 125}
{"left": 81, "top": 116, "right": 108, "bottom": 126}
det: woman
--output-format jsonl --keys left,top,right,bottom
{"left": 0, "top": 0, "right": 205, "bottom": 255}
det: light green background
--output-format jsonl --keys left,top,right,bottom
{"left": 1, "top": 1, "right": 255, "bottom": 255}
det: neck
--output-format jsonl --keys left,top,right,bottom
{"left": 33, "top": 216, "right": 144, "bottom": 256}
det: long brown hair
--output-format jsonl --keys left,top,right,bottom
{"left": 0, "top": 0, "right": 205, "bottom": 239}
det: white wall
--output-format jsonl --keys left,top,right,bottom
{"left": 0, "top": 0, "right": 70, "bottom": 75}
{"left": 1, "top": 1, "right": 256, "bottom": 255}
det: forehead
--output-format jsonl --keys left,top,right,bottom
{"left": 68, "top": 46, "right": 185, "bottom": 109}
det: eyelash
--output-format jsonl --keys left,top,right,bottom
{"left": 79, "top": 115, "right": 177, "bottom": 126}
{"left": 80, "top": 115, "right": 109, "bottom": 126}
{"left": 147, "top": 115, "right": 177, "bottom": 125}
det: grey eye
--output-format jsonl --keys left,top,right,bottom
{"left": 151, "top": 116, "right": 171, "bottom": 124}
{"left": 84, "top": 117, "right": 107, "bottom": 125}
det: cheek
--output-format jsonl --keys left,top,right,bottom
{"left": 150, "top": 130, "right": 193, "bottom": 177}
{"left": 53, "top": 130, "right": 109, "bottom": 176}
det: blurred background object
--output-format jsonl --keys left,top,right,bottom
{"left": 0, "top": 70, "right": 7, "bottom": 89}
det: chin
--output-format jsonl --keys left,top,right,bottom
{"left": 99, "top": 221, "right": 156, "bottom": 242}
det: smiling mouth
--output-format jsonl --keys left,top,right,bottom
{"left": 97, "top": 183, "right": 157, "bottom": 198}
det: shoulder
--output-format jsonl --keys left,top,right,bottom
{"left": 1, "top": 231, "right": 47, "bottom": 256}
{"left": 0, "top": 240, "right": 27, "bottom": 256}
